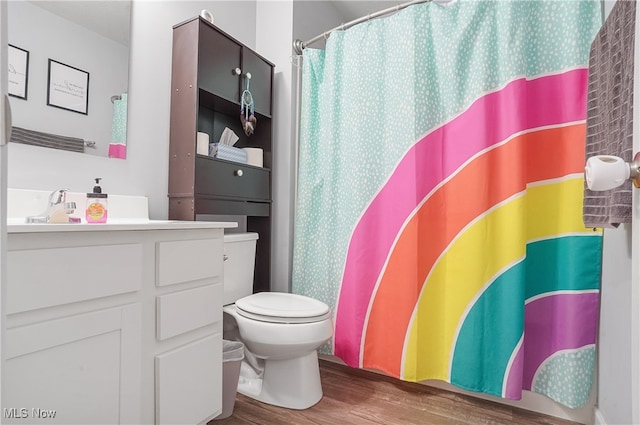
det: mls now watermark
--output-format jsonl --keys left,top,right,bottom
{"left": 3, "top": 408, "right": 57, "bottom": 419}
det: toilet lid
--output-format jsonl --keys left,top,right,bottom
{"left": 235, "top": 292, "right": 331, "bottom": 324}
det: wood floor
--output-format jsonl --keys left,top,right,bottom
{"left": 211, "top": 360, "right": 580, "bottom": 425}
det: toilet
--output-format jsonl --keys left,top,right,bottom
{"left": 222, "top": 232, "right": 334, "bottom": 410}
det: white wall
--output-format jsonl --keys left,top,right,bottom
{"left": 7, "top": 0, "right": 128, "bottom": 157}
{"left": 256, "top": 1, "right": 294, "bottom": 293}
{"left": 7, "top": 0, "right": 257, "bottom": 220}
{"left": 293, "top": 0, "right": 345, "bottom": 51}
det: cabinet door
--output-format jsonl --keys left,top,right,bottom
{"left": 241, "top": 49, "right": 272, "bottom": 116}
{"left": 155, "top": 334, "right": 222, "bottom": 425}
{"left": 198, "top": 23, "right": 241, "bottom": 104}
{"left": 3, "top": 304, "right": 141, "bottom": 424}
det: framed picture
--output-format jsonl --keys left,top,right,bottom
{"left": 47, "top": 59, "right": 89, "bottom": 115}
{"left": 8, "top": 44, "right": 29, "bottom": 100}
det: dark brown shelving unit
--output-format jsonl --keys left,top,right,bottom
{"left": 168, "top": 16, "right": 274, "bottom": 293}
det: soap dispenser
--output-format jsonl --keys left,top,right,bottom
{"left": 86, "top": 178, "right": 108, "bottom": 223}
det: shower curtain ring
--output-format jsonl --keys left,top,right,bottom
{"left": 290, "top": 55, "right": 302, "bottom": 69}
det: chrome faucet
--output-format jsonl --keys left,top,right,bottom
{"left": 25, "top": 189, "right": 77, "bottom": 223}
{"left": 49, "top": 188, "right": 67, "bottom": 206}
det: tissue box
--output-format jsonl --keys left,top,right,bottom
{"left": 210, "top": 143, "right": 247, "bottom": 164}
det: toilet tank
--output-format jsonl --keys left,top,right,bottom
{"left": 223, "top": 232, "right": 259, "bottom": 305}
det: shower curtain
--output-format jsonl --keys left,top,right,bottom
{"left": 293, "top": 0, "right": 603, "bottom": 408}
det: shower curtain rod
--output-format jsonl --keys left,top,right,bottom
{"left": 293, "top": 0, "right": 431, "bottom": 55}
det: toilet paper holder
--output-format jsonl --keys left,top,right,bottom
{"left": 585, "top": 152, "right": 640, "bottom": 191}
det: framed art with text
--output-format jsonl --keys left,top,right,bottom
{"left": 8, "top": 44, "right": 29, "bottom": 100}
{"left": 47, "top": 59, "right": 89, "bottom": 115}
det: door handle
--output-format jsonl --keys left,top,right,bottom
{"left": 585, "top": 152, "right": 640, "bottom": 190}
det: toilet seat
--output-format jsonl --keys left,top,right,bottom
{"left": 235, "top": 292, "right": 331, "bottom": 324}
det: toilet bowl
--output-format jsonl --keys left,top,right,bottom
{"left": 223, "top": 233, "right": 334, "bottom": 410}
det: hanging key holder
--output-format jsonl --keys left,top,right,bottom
{"left": 240, "top": 72, "right": 257, "bottom": 136}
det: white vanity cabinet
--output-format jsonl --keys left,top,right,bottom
{"left": 3, "top": 223, "right": 231, "bottom": 425}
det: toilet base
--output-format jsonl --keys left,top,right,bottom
{"left": 237, "top": 350, "right": 323, "bottom": 410}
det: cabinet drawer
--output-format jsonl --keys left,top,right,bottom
{"left": 195, "top": 157, "right": 270, "bottom": 201}
{"left": 156, "top": 238, "right": 222, "bottom": 287}
{"left": 195, "top": 197, "right": 270, "bottom": 217}
{"left": 157, "top": 284, "right": 222, "bottom": 341}
{"left": 156, "top": 334, "right": 222, "bottom": 425}
{"left": 7, "top": 244, "right": 143, "bottom": 314}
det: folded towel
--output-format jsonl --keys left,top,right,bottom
{"left": 10, "top": 126, "right": 85, "bottom": 153}
{"left": 583, "top": 1, "right": 635, "bottom": 228}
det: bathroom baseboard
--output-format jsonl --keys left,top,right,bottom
{"left": 594, "top": 408, "right": 607, "bottom": 425}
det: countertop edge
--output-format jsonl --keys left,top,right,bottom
{"left": 7, "top": 220, "right": 238, "bottom": 233}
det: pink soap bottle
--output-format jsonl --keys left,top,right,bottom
{"left": 86, "top": 178, "right": 108, "bottom": 223}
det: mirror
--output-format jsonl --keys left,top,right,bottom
{"left": 7, "top": 0, "right": 131, "bottom": 158}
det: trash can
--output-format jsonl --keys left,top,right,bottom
{"left": 213, "top": 340, "right": 245, "bottom": 420}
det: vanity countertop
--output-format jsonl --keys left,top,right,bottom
{"left": 7, "top": 189, "right": 238, "bottom": 233}
{"left": 7, "top": 219, "right": 237, "bottom": 233}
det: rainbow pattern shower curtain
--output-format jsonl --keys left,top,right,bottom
{"left": 293, "top": 0, "right": 603, "bottom": 408}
